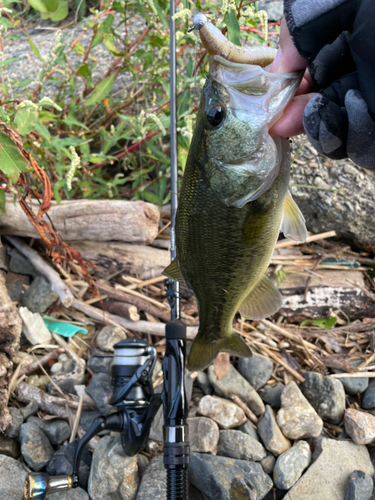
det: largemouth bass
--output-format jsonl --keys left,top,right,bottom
{"left": 164, "top": 22, "right": 307, "bottom": 371}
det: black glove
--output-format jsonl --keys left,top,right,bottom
{"left": 284, "top": 0, "right": 375, "bottom": 171}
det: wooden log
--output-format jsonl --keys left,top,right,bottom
{"left": 96, "top": 301, "right": 140, "bottom": 322}
{"left": 0, "top": 266, "right": 22, "bottom": 431}
{"left": 277, "top": 270, "right": 374, "bottom": 322}
{"left": 4, "top": 236, "right": 74, "bottom": 307}
{"left": 73, "top": 241, "right": 170, "bottom": 277}
{"left": 15, "top": 382, "right": 73, "bottom": 419}
{"left": 0, "top": 194, "right": 160, "bottom": 244}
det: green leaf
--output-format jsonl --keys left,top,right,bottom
{"left": 43, "top": 0, "right": 58, "bottom": 11}
{"left": 73, "top": 42, "right": 86, "bottom": 56}
{"left": 29, "top": 0, "right": 49, "bottom": 13}
{"left": 0, "top": 132, "right": 29, "bottom": 184}
{"left": 33, "top": 120, "right": 51, "bottom": 141}
{"left": 74, "top": 0, "right": 85, "bottom": 19}
{"left": 0, "top": 57, "right": 22, "bottom": 67}
{"left": 300, "top": 317, "right": 337, "bottom": 330}
{"left": 43, "top": 0, "right": 68, "bottom": 20}
{"left": 142, "top": 191, "right": 161, "bottom": 205}
{"left": 84, "top": 75, "right": 115, "bottom": 106}
{"left": 27, "top": 33, "right": 43, "bottom": 61}
{"left": 0, "top": 190, "right": 5, "bottom": 215}
{"left": 53, "top": 178, "right": 66, "bottom": 204}
{"left": 224, "top": 11, "right": 241, "bottom": 46}
{"left": 14, "top": 109, "right": 38, "bottom": 135}
{"left": 39, "top": 110, "right": 57, "bottom": 123}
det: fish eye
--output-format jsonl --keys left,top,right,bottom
{"left": 206, "top": 105, "right": 225, "bottom": 127}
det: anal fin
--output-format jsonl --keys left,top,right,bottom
{"left": 281, "top": 191, "right": 307, "bottom": 242}
{"left": 163, "top": 257, "right": 185, "bottom": 284}
{"left": 239, "top": 275, "right": 282, "bottom": 320}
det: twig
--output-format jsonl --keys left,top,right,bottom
{"left": 346, "top": 278, "right": 375, "bottom": 302}
{"left": 51, "top": 333, "right": 85, "bottom": 368}
{"left": 330, "top": 372, "right": 375, "bottom": 378}
{"left": 260, "top": 320, "right": 317, "bottom": 351}
{"left": 275, "top": 231, "right": 336, "bottom": 249}
{"left": 70, "top": 394, "right": 84, "bottom": 443}
{"left": 258, "top": 344, "right": 305, "bottom": 383}
{"left": 114, "top": 284, "right": 168, "bottom": 310}
{"left": 16, "top": 382, "right": 75, "bottom": 418}
{"left": 19, "top": 348, "right": 62, "bottom": 377}
{"left": 4, "top": 236, "right": 74, "bottom": 307}
{"left": 230, "top": 394, "right": 258, "bottom": 424}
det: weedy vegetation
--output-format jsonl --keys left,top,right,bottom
{"left": 0, "top": 0, "right": 272, "bottom": 215}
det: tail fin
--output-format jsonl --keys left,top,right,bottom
{"left": 187, "top": 330, "right": 251, "bottom": 371}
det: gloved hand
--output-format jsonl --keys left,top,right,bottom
{"left": 283, "top": 0, "right": 375, "bottom": 171}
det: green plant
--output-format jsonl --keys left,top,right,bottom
{"left": 0, "top": 0, "right": 271, "bottom": 213}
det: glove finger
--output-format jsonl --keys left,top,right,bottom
{"left": 303, "top": 94, "right": 348, "bottom": 159}
{"left": 346, "top": 89, "right": 375, "bottom": 172}
{"left": 310, "top": 32, "right": 356, "bottom": 91}
{"left": 322, "top": 72, "right": 360, "bottom": 107}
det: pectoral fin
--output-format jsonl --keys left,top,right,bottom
{"left": 163, "top": 258, "right": 185, "bottom": 284}
{"left": 239, "top": 275, "right": 282, "bottom": 320}
{"left": 281, "top": 191, "right": 307, "bottom": 242}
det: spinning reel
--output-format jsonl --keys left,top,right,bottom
{"left": 24, "top": 328, "right": 189, "bottom": 500}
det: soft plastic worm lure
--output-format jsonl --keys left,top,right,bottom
{"left": 189, "top": 13, "right": 277, "bottom": 67}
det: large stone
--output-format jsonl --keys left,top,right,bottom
{"left": 0, "top": 433, "right": 20, "bottom": 459}
{"left": 273, "top": 441, "right": 311, "bottom": 490}
{"left": 20, "top": 401, "right": 38, "bottom": 420}
{"left": 21, "top": 275, "right": 58, "bottom": 313}
{"left": 345, "top": 409, "right": 375, "bottom": 445}
{"left": 189, "top": 452, "right": 273, "bottom": 500}
{"left": 87, "top": 355, "right": 113, "bottom": 374}
{"left": 259, "top": 383, "right": 284, "bottom": 409}
{"left": 283, "top": 438, "right": 374, "bottom": 500}
{"left": 46, "top": 487, "right": 89, "bottom": 500}
{"left": 344, "top": 470, "right": 373, "bottom": 500}
{"left": 136, "top": 456, "right": 165, "bottom": 500}
{"left": 257, "top": 405, "right": 291, "bottom": 456}
{"left": 136, "top": 454, "right": 149, "bottom": 480}
{"left": 300, "top": 371, "right": 346, "bottom": 424}
{"left": 148, "top": 404, "right": 163, "bottom": 442}
{"left": 333, "top": 359, "right": 369, "bottom": 395}
{"left": 237, "top": 420, "right": 259, "bottom": 441}
{"left": 187, "top": 417, "right": 220, "bottom": 454}
{"left": 197, "top": 395, "right": 246, "bottom": 429}
{"left": 261, "top": 453, "right": 276, "bottom": 475}
{"left": 362, "top": 380, "right": 375, "bottom": 410}
{"left": 47, "top": 439, "right": 92, "bottom": 490}
{"left": 85, "top": 373, "right": 112, "bottom": 413}
{"left": 277, "top": 382, "right": 323, "bottom": 439}
{"left": 6, "top": 271, "right": 29, "bottom": 302}
{"left": 96, "top": 326, "right": 127, "bottom": 352}
{"left": 9, "top": 251, "right": 39, "bottom": 276}
{"left": 19, "top": 421, "right": 54, "bottom": 471}
{"left": 217, "top": 430, "right": 267, "bottom": 461}
{"left": 0, "top": 455, "right": 27, "bottom": 500}
{"left": 208, "top": 364, "right": 264, "bottom": 416}
{"left": 27, "top": 416, "right": 71, "bottom": 445}
{"left": 88, "top": 435, "right": 139, "bottom": 500}
{"left": 5, "top": 407, "right": 24, "bottom": 439}
{"left": 237, "top": 354, "right": 273, "bottom": 391}
{"left": 196, "top": 372, "right": 213, "bottom": 395}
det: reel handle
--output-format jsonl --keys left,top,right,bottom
{"left": 24, "top": 473, "right": 72, "bottom": 500}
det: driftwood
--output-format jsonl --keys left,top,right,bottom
{"left": 0, "top": 194, "right": 160, "bottom": 244}
{"left": 278, "top": 270, "right": 374, "bottom": 322}
{"left": 4, "top": 235, "right": 74, "bottom": 307}
{"left": 0, "top": 265, "right": 22, "bottom": 431}
{"left": 73, "top": 241, "right": 170, "bottom": 277}
{"left": 96, "top": 301, "right": 140, "bottom": 322}
{"left": 15, "top": 382, "right": 74, "bottom": 419}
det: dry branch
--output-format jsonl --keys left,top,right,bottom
{"left": 15, "top": 382, "right": 71, "bottom": 419}
{"left": 96, "top": 301, "right": 140, "bottom": 321}
{"left": 1, "top": 194, "right": 160, "bottom": 244}
{"left": 4, "top": 236, "right": 74, "bottom": 307}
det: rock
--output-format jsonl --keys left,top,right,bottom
{"left": 9, "top": 251, "right": 39, "bottom": 276}
{"left": 27, "top": 416, "right": 71, "bottom": 445}
{"left": 0, "top": 455, "right": 27, "bottom": 500}
{"left": 362, "top": 380, "right": 375, "bottom": 410}
{"left": 96, "top": 326, "right": 127, "bottom": 352}
{"left": 49, "top": 353, "right": 86, "bottom": 397}
{"left": 80, "top": 411, "right": 102, "bottom": 432}
{"left": 88, "top": 435, "right": 139, "bottom": 500}
{"left": 273, "top": 441, "right": 311, "bottom": 490}
{"left": 196, "top": 372, "right": 213, "bottom": 395}
{"left": 21, "top": 275, "right": 58, "bottom": 313}
{"left": 85, "top": 373, "right": 112, "bottom": 412}
{"left": 18, "top": 307, "right": 52, "bottom": 345}
{"left": 259, "top": 1, "right": 284, "bottom": 21}
{"left": 257, "top": 405, "right": 291, "bottom": 456}
{"left": 0, "top": 433, "right": 20, "bottom": 459}
{"left": 283, "top": 438, "right": 374, "bottom": 500}
{"left": 189, "top": 452, "right": 273, "bottom": 500}
{"left": 5, "top": 407, "right": 24, "bottom": 439}
{"left": 20, "top": 402, "right": 38, "bottom": 420}
{"left": 137, "top": 454, "right": 149, "bottom": 480}
{"left": 277, "top": 381, "right": 323, "bottom": 439}
{"left": 47, "top": 439, "right": 92, "bottom": 490}
{"left": 208, "top": 364, "right": 264, "bottom": 416}
{"left": 148, "top": 405, "right": 163, "bottom": 442}
{"left": 217, "top": 429, "right": 267, "bottom": 461}
{"left": 300, "top": 371, "right": 345, "bottom": 424}
{"left": 46, "top": 487, "right": 89, "bottom": 500}
{"left": 6, "top": 271, "right": 29, "bottom": 302}
{"left": 136, "top": 456, "right": 165, "bottom": 500}
{"left": 309, "top": 430, "right": 331, "bottom": 463}
{"left": 237, "top": 420, "right": 259, "bottom": 441}
{"left": 261, "top": 453, "right": 276, "bottom": 475}
{"left": 344, "top": 470, "right": 373, "bottom": 500}
{"left": 197, "top": 395, "right": 247, "bottom": 429}
{"left": 87, "top": 355, "right": 113, "bottom": 374}
{"left": 345, "top": 409, "right": 375, "bottom": 445}
{"left": 187, "top": 417, "right": 220, "bottom": 454}
{"left": 237, "top": 354, "right": 273, "bottom": 391}
{"left": 259, "top": 383, "right": 284, "bottom": 409}
{"left": 333, "top": 359, "right": 369, "bottom": 395}
{"left": 19, "top": 421, "right": 54, "bottom": 471}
